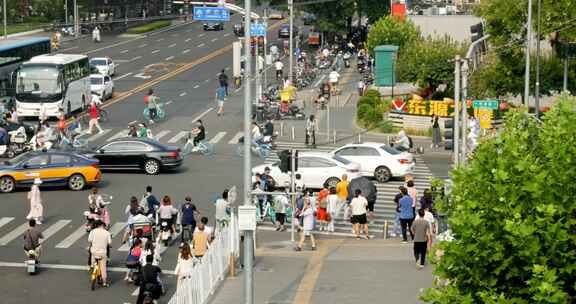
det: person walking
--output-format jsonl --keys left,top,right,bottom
{"left": 316, "top": 186, "right": 329, "bottom": 231}
{"left": 335, "top": 174, "right": 349, "bottom": 219}
{"left": 326, "top": 187, "right": 339, "bottom": 233}
{"left": 215, "top": 190, "right": 230, "bottom": 230}
{"left": 419, "top": 189, "right": 434, "bottom": 211}
{"left": 399, "top": 187, "right": 415, "bottom": 243}
{"left": 350, "top": 189, "right": 369, "bottom": 240}
{"left": 26, "top": 178, "right": 44, "bottom": 224}
{"left": 141, "top": 186, "right": 160, "bottom": 216}
{"left": 407, "top": 180, "right": 418, "bottom": 221}
{"left": 431, "top": 114, "right": 441, "bottom": 149}
{"left": 192, "top": 224, "right": 210, "bottom": 259}
{"left": 391, "top": 186, "right": 405, "bottom": 238}
{"left": 305, "top": 115, "right": 318, "bottom": 148}
{"left": 87, "top": 100, "right": 104, "bottom": 135}
{"left": 215, "top": 86, "right": 226, "bottom": 116}
{"left": 174, "top": 243, "right": 194, "bottom": 290}
{"left": 411, "top": 209, "right": 431, "bottom": 269}
{"left": 295, "top": 197, "right": 316, "bottom": 251}
{"left": 218, "top": 69, "right": 229, "bottom": 96}
{"left": 357, "top": 79, "right": 365, "bottom": 96}
{"left": 88, "top": 220, "right": 111, "bottom": 287}
{"left": 273, "top": 193, "right": 289, "bottom": 231}
{"left": 145, "top": 89, "right": 159, "bottom": 124}
{"left": 180, "top": 196, "right": 197, "bottom": 244}
{"left": 275, "top": 59, "right": 284, "bottom": 81}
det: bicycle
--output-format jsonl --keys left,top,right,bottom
{"left": 235, "top": 139, "right": 271, "bottom": 159}
{"left": 81, "top": 107, "right": 109, "bottom": 125}
{"left": 90, "top": 256, "right": 103, "bottom": 290}
{"left": 143, "top": 103, "right": 166, "bottom": 122}
{"left": 181, "top": 132, "right": 215, "bottom": 156}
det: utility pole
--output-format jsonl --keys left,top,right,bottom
{"left": 65, "top": 0, "right": 68, "bottom": 25}
{"left": 453, "top": 56, "right": 461, "bottom": 167}
{"left": 74, "top": 0, "right": 79, "bottom": 38}
{"left": 263, "top": 8, "right": 268, "bottom": 91}
{"left": 3, "top": 0, "right": 7, "bottom": 39}
{"left": 534, "top": 0, "right": 542, "bottom": 119}
{"left": 563, "top": 57, "right": 569, "bottom": 92}
{"left": 290, "top": 149, "right": 296, "bottom": 242}
{"left": 288, "top": 0, "right": 294, "bottom": 84}
{"left": 461, "top": 61, "right": 468, "bottom": 165}
{"left": 523, "top": 0, "right": 533, "bottom": 107}
{"left": 242, "top": 1, "right": 254, "bottom": 303}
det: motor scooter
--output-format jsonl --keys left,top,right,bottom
{"left": 343, "top": 52, "right": 351, "bottom": 68}
{"left": 25, "top": 248, "right": 39, "bottom": 274}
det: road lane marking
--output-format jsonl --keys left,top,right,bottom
{"left": 223, "top": 33, "right": 231, "bottom": 37}
{"left": 157, "top": 38, "right": 164, "bottom": 41}
{"left": 198, "top": 33, "right": 205, "bottom": 37}
{"left": 228, "top": 132, "right": 243, "bottom": 144}
{"left": 209, "top": 132, "right": 227, "bottom": 144}
{"left": 134, "top": 73, "right": 152, "bottom": 79}
{"left": 0, "top": 217, "right": 14, "bottom": 229}
{"left": 40, "top": 220, "right": 71, "bottom": 244}
{"left": 109, "top": 222, "right": 126, "bottom": 238}
{"left": 55, "top": 226, "right": 86, "bottom": 248}
{"left": 132, "top": 287, "right": 140, "bottom": 296}
{"left": 204, "top": 79, "right": 210, "bottom": 82}
{"left": 166, "top": 100, "right": 173, "bottom": 105}
{"left": 168, "top": 43, "right": 177, "bottom": 48}
{"left": 107, "top": 130, "right": 129, "bottom": 141}
{"left": 132, "top": 56, "right": 142, "bottom": 61}
{"left": 0, "top": 262, "right": 176, "bottom": 275}
{"left": 151, "top": 49, "right": 160, "bottom": 54}
{"left": 225, "top": 66, "right": 230, "bottom": 70}
{"left": 191, "top": 108, "right": 213, "bottom": 123}
{"left": 179, "top": 92, "right": 187, "bottom": 97}
{"left": 155, "top": 130, "right": 171, "bottom": 141}
{"left": 165, "top": 56, "right": 174, "bottom": 61}
{"left": 197, "top": 43, "right": 205, "bottom": 47}
{"left": 211, "top": 38, "right": 218, "bottom": 42}
{"left": 313, "top": 75, "right": 326, "bottom": 87}
{"left": 139, "top": 43, "right": 148, "bottom": 48}
{"left": 114, "top": 73, "right": 133, "bottom": 80}
{"left": 121, "top": 49, "right": 129, "bottom": 53}
{"left": 182, "top": 49, "right": 191, "bottom": 54}
{"left": 185, "top": 38, "right": 191, "bottom": 42}
{"left": 193, "top": 84, "right": 200, "bottom": 89}
{"left": 87, "top": 129, "right": 112, "bottom": 141}
{"left": 118, "top": 242, "right": 130, "bottom": 252}
{"left": 168, "top": 131, "right": 188, "bottom": 143}
{"left": 0, "top": 222, "right": 28, "bottom": 246}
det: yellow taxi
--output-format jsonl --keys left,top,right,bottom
{"left": 0, "top": 151, "right": 101, "bottom": 193}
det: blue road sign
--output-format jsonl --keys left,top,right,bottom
{"left": 193, "top": 7, "right": 230, "bottom": 21}
{"left": 250, "top": 23, "right": 267, "bottom": 36}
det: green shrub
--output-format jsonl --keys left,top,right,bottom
{"left": 127, "top": 21, "right": 171, "bottom": 34}
{"left": 357, "top": 103, "right": 372, "bottom": 121}
{"left": 363, "top": 107, "right": 384, "bottom": 126}
{"left": 358, "top": 96, "right": 378, "bottom": 108}
{"left": 378, "top": 120, "right": 394, "bottom": 133}
{"left": 364, "top": 89, "right": 381, "bottom": 101}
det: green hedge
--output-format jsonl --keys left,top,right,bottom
{"left": 126, "top": 21, "right": 171, "bottom": 34}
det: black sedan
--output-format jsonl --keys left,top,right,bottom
{"left": 83, "top": 138, "right": 183, "bottom": 175}
{"left": 203, "top": 22, "right": 224, "bottom": 31}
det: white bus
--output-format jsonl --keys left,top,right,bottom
{"left": 15, "top": 54, "right": 91, "bottom": 118}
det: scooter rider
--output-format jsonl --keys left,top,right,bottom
{"left": 190, "top": 119, "right": 206, "bottom": 152}
{"left": 263, "top": 118, "right": 274, "bottom": 137}
{"left": 158, "top": 196, "right": 178, "bottom": 237}
{"left": 23, "top": 219, "right": 43, "bottom": 262}
{"left": 88, "top": 188, "right": 110, "bottom": 228}
{"left": 136, "top": 255, "right": 163, "bottom": 304}
{"left": 88, "top": 220, "right": 111, "bottom": 287}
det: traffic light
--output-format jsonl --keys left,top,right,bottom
{"left": 279, "top": 149, "right": 298, "bottom": 173}
{"left": 444, "top": 118, "right": 454, "bottom": 151}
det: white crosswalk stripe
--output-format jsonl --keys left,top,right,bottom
{"left": 107, "top": 130, "right": 129, "bottom": 141}
{"left": 109, "top": 222, "right": 127, "bottom": 238}
{"left": 209, "top": 132, "right": 227, "bottom": 144}
{"left": 155, "top": 130, "right": 171, "bottom": 141}
{"left": 167, "top": 131, "right": 188, "bottom": 143}
{"left": 0, "top": 222, "right": 28, "bottom": 246}
{"left": 55, "top": 226, "right": 87, "bottom": 248}
{"left": 87, "top": 129, "right": 112, "bottom": 141}
{"left": 40, "top": 220, "right": 71, "bottom": 244}
{"left": 228, "top": 132, "right": 243, "bottom": 144}
{"left": 0, "top": 217, "right": 14, "bottom": 229}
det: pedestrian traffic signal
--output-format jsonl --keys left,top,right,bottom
{"left": 444, "top": 118, "right": 454, "bottom": 151}
{"left": 279, "top": 149, "right": 298, "bottom": 173}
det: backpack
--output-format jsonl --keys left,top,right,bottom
{"left": 143, "top": 95, "right": 149, "bottom": 105}
{"left": 407, "top": 136, "right": 414, "bottom": 149}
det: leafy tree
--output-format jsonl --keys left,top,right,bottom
{"left": 397, "top": 35, "right": 466, "bottom": 93}
{"left": 357, "top": 0, "right": 390, "bottom": 24}
{"left": 422, "top": 95, "right": 576, "bottom": 303}
{"left": 366, "top": 16, "right": 420, "bottom": 54}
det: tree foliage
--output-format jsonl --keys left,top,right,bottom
{"left": 422, "top": 95, "right": 576, "bottom": 303}
{"left": 366, "top": 16, "right": 421, "bottom": 55}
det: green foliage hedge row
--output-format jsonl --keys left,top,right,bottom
{"left": 127, "top": 21, "right": 171, "bottom": 34}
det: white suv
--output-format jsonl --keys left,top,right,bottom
{"left": 331, "top": 142, "right": 415, "bottom": 182}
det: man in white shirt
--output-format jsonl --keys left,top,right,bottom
{"left": 88, "top": 220, "right": 111, "bottom": 287}
{"left": 214, "top": 190, "right": 230, "bottom": 230}
{"left": 274, "top": 194, "right": 290, "bottom": 231}
{"left": 349, "top": 189, "right": 370, "bottom": 239}
{"left": 423, "top": 206, "right": 436, "bottom": 240}
{"left": 270, "top": 44, "right": 279, "bottom": 61}
{"left": 275, "top": 59, "right": 284, "bottom": 81}
{"left": 329, "top": 69, "right": 340, "bottom": 94}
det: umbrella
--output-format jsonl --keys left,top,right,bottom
{"left": 346, "top": 176, "right": 377, "bottom": 203}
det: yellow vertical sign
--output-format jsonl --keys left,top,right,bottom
{"left": 478, "top": 109, "right": 493, "bottom": 129}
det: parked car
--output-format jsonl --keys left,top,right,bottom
{"left": 90, "top": 74, "right": 114, "bottom": 100}
{"left": 331, "top": 143, "right": 415, "bottom": 183}
{"left": 252, "top": 152, "right": 360, "bottom": 189}
{"left": 90, "top": 57, "right": 116, "bottom": 76}
{"left": 203, "top": 22, "right": 224, "bottom": 31}
{"left": 0, "top": 151, "right": 101, "bottom": 193}
{"left": 82, "top": 138, "right": 182, "bottom": 175}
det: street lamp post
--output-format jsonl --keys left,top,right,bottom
{"left": 3, "top": 0, "right": 7, "bottom": 39}
{"left": 534, "top": 0, "right": 542, "bottom": 119}
{"left": 523, "top": 0, "right": 533, "bottom": 107}
{"left": 288, "top": 0, "right": 294, "bottom": 84}
{"left": 74, "top": 0, "right": 79, "bottom": 38}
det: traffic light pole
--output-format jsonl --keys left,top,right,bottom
{"left": 524, "top": 0, "right": 533, "bottom": 107}
{"left": 453, "top": 56, "right": 461, "bottom": 167}
{"left": 288, "top": 0, "right": 294, "bottom": 84}
{"left": 290, "top": 149, "right": 296, "bottom": 243}
{"left": 461, "top": 62, "right": 468, "bottom": 165}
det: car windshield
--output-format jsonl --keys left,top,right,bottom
{"left": 380, "top": 145, "right": 401, "bottom": 155}
{"left": 90, "top": 59, "right": 107, "bottom": 66}
{"left": 332, "top": 155, "right": 351, "bottom": 165}
{"left": 90, "top": 77, "right": 103, "bottom": 85}
{"left": 16, "top": 65, "right": 63, "bottom": 99}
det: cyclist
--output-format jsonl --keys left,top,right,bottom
{"left": 274, "top": 59, "right": 284, "bottom": 81}
{"left": 136, "top": 255, "right": 163, "bottom": 304}
{"left": 190, "top": 119, "right": 206, "bottom": 152}
{"left": 180, "top": 196, "right": 198, "bottom": 244}
{"left": 87, "top": 100, "right": 104, "bottom": 135}
{"left": 145, "top": 89, "right": 159, "bottom": 124}
{"left": 88, "top": 220, "right": 111, "bottom": 287}
{"left": 23, "top": 219, "right": 43, "bottom": 262}
{"left": 329, "top": 68, "right": 340, "bottom": 95}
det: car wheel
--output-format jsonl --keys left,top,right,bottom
{"left": 68, "top": 174, "right": 86, "bottom": 191}
{"left": 374, "top": 166, "right": 392, "bottom": 183}
{"left": 324, "top": 177, "right": 340, "bottom": 189}
{"left": 0, "top": 176, "right": 15, "bottom": 193}
{"left": 143, "top": 159, "right": 161, "bottom": 175}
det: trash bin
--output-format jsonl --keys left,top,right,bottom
{"left": 374, "top": 45, "right": 399, "bottom": 87}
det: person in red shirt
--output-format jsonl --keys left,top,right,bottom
{"left": 87, "top": 101, "right": 104, "bottom": 134}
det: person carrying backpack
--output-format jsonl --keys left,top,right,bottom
{"left": 218, "top": 69, "right": 229, "bottom": 96}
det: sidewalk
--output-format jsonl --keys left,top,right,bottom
{"left": 210, "top": 238, "right": 433, "bottom": 304}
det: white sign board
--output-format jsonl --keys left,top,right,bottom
{"left": 233, "top": 41, "right": 242, "bottom": 78}
{"left": 238, "top": 206, "right": 257, "bottom": 231}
